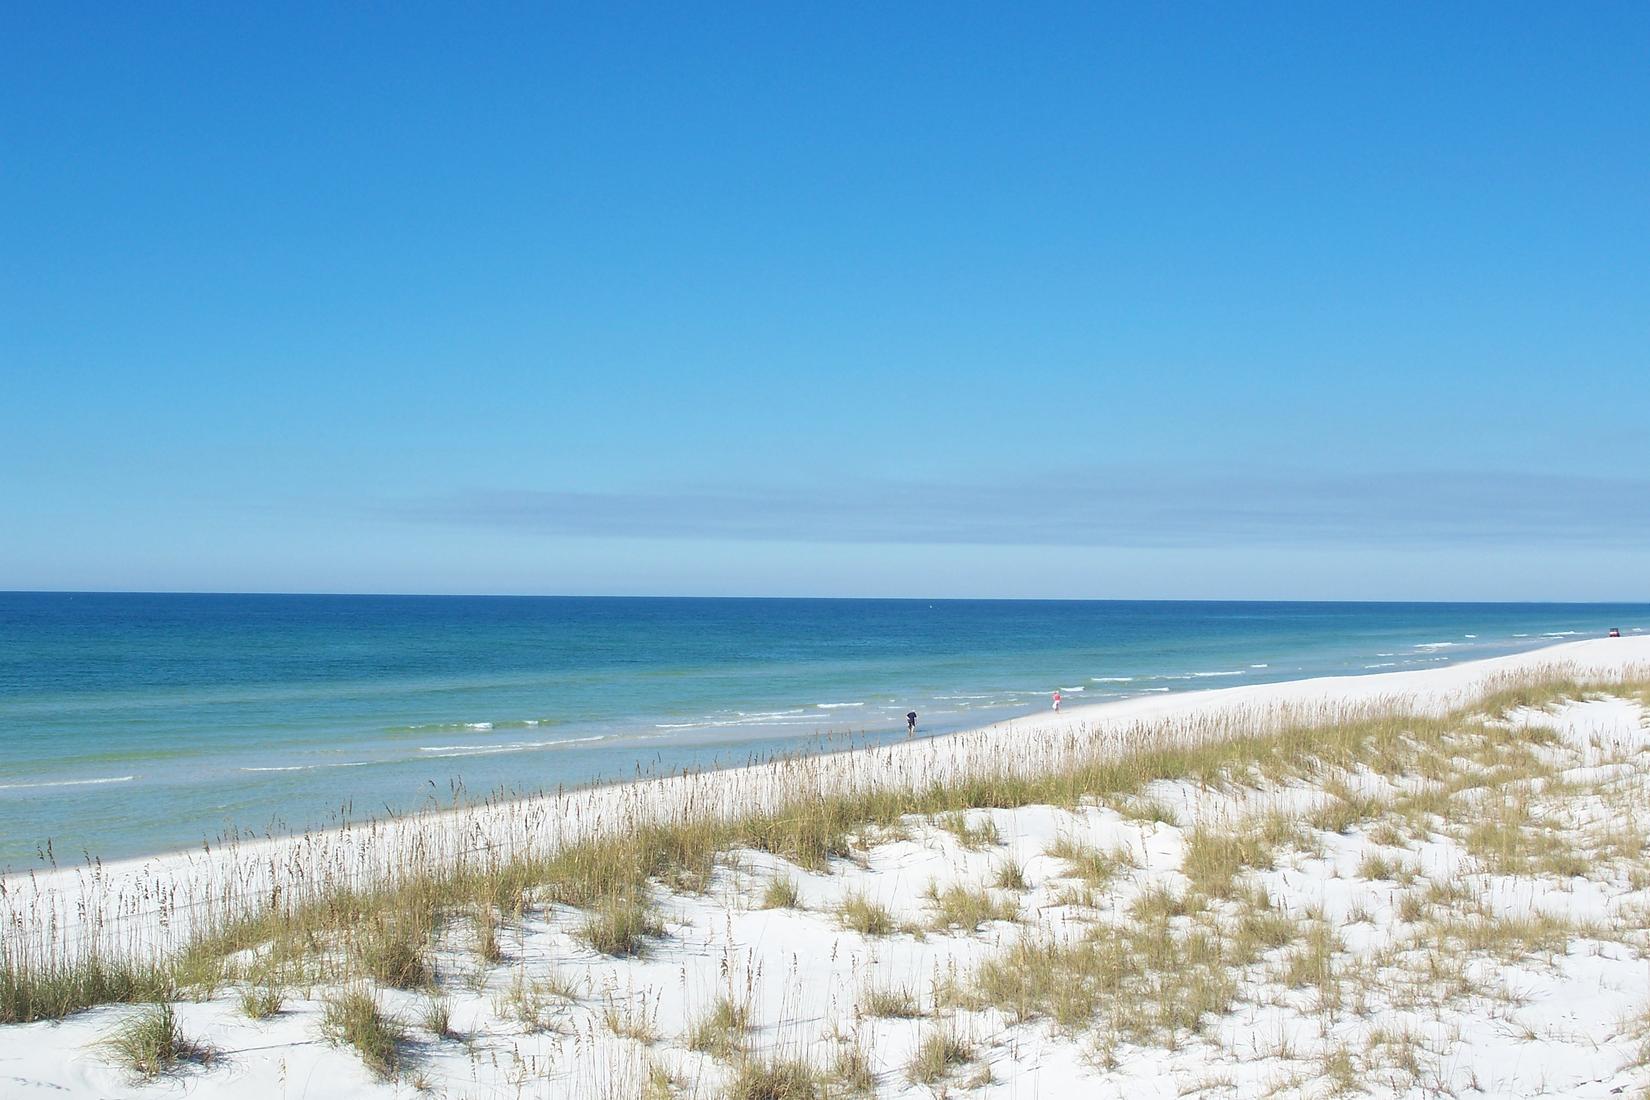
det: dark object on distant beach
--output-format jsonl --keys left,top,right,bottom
{"left": 1609, "top": 627, "right": 1621, "bottom": 637}
{"left": 906, "top": 711, "right": 918, "bottom": 734}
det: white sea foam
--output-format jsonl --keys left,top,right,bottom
{"left": 1192, "top": 670, "right": 1245, "bottom": 678}
{"left": 1544, "top": 631, "right": 1581, "bottom": 638}
{"left": 1250, "top": 664, "right": 1269, "bottom": 668}
{"left": 1415, "top": 641, "right": 1456, "bottom": 650}
{"left": 1364, "top": 662, "right": 1397, "bottom": 669}
{"left": 417, "top": 736, "right": 604, "bottom": 759}
{"left": 1464, "top": 634, "right": 1478, "bottom": 639}
{"left": 464, "top": 722, "right": 494, "bottom": 731}
{"left": 0, "top": 775, "right": 136, "bottom": 791}
{"left": 1060, "top": 686, "right": 1084, "bottom": 692}
{"left": 815, "top": 702, "right": 864, "bottom": 709}
{"left": 655, "top": 714, "right": 816, "bottom": 730}
{"left": 1092, "top": 676, "right": 1134, "bottom": 682}
{"left": 241, "top": 761, "right": 370, "bottom": 773}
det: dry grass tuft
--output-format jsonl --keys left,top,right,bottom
{"left": 761, "top": 875, "right": 802, "bottom": 910}
{"left": 908, "top": 1028, "right": 974, "bottom": 1084}
{"left": 836, "top": 893, "right": 896, "bottom": 936}
{"left": 861, "top": 984, "right": 923, "bottom": 1018}
{"left": 925, "top": 882, "right": 1018, "bottom": 930}
{"left": 580, "top": 897, "right": 664, "bottom": 957}
{"left": 728, "top": 1056, "right": 825, "bottom": 1099}
{"left": 238, "top": 982, "right": 283, "bottom": 1020}
{"left": 1181, "top": 825, "right": 1274, "bottom": 899}
{"left": 1046, "top": 836, "right": 1132, "bottom": 886}
{"left": 321, "top": 989, "right": 405, "bottom": 1079}
{"left": 102, "top": 1003, "right": 214, "bottom": 1079}
{"left": 687, "top": 995, "right": 751, "bottom": 1058}
{"left": 992, "top": 860, "right": 1027, "bottom": 890}
{"left": 937, "top": 812, "right": 1001, "bottom": 850}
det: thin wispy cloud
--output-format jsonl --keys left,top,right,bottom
{"left": 389, "top": 469, "right": 1650, "bottom": 549}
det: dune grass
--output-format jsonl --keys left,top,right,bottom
{"left": 1046, "top": 835, "right": 1133, "bottom": 886}
{"left": 238, "top": 981, "right": 283, "bottom": 1019}
{"left": 321, "top": 988, "right": 405, "bottom": 1079}
{"left": 860, "top": 983, "right": 924, "bottom": 1018}
{"left": 936, "top": 812, "right": 1001, "bottom": 850}
{"left": 101, "top": 1003, "right": 214, "bottom": 1079}
{"left": 579, "top": 896, "right": 664, "bottom": 957}
{"left": 728, "top": 1056, "right": 826, "bottom": 1099}
{"left": 908, "top": 1028, "right": 974, "bottom": 1084}
{"left": 835, "top": 893, "right": 896, "bottom": 936}
{"left": 1, "top": 955, "right": 175, "bottom": 1026}
{"left": 760, "top": 875, "right": 802, "bottom": 909}
{"left": 687, "top": 995, "right": 751, "bottom": 1058}
{"left": 2, "top": 667, "right": 1643, "bottom": 1036}
{"left": 421, "top": 994, "right": 456, "bottom": 1039}
{"left": 925, "top": 882, "right": 1018, "bottom": 930}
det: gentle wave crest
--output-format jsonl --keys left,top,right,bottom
{"left": 0, "top": 775, "right": 136, "bottom": 791}
{"left": 240, "top": 761, "right": 370, "bottom": 773}
{"left": 417, "top": 735, "right": 605, "bottom": 759}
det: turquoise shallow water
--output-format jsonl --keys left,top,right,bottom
{"left": 1, "top": 593, "right": 1645, "bottom": 871}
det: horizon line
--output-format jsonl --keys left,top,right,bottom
{"left": 3, "top": 588, "right": 1648, "bottom": 607}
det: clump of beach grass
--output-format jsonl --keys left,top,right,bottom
{"left": 422, "top": 994, "right": 456, "bottom": 1039}
{"left": 836, "top": 893, "right": 895, "bottom": 936}
{"left": 687, "top": 994, "right": 751, "bottom": 1058}
{"left": 322, "top": 988, "right": 405, "bottom": 1079}
{"left": 860, "top": 983, "right": 923, "bottom": 1018}
{"left": 761, "top": 875, "right": 801, "bottom": 910}
{"left": 471, "top": 905, "right": 503, "bottom": 964}
{"left": 925, "top": 882, "right": 1018, "bottom": 930}
{"left": 1046, "top": 835, "right": 1132, "bottom": 886}
{"left": 831, "top": 1039, "right": 877, "bottom": 1093}
{"left": 728, "top": 1055, "right": 826, "bottom": 1100}
{"left": 908, "top": 1028, "right": 974, "bottom": 1085}
{"left": 501, "top": 967, "right": 562, "bottom": 1032}
{"left": 0, "top": 954, "right": 175, "bottom": 1025}
{"left": 602, "top": 994, "right": 659, "bottom": 1043}
{"left": 580, "top": 896, "right": 664, "bottom": 957}
{"left": 1120, "top": 798, "right": 1180, "bottom": 827}
{"left": 1308, "top": 779, "right": 1388, "bottom": 836}
{"left": 239, "top": 981, "right": 283, "bottom": 1019}
{"left": 102, "top": 1003, "right": 214, "bottom": 1079}
{"left": 356, "top": 916, "right": 432, "bottom": 989}
{"left": 991, "top": 859, "right": 1027, "bottom": 890}
{"left": 1180, "top": 825, "right": 1275, "bottom": 899}
{"left": 936, "top": 812, "right": 1001, "bottom": 850}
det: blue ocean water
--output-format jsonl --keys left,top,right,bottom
{"left": 1, "top": 593, "right": 1645, "bottom": 871}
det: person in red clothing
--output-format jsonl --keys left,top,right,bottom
{"left": 1052, "top": 690, "right": 1062, "bottom": 712}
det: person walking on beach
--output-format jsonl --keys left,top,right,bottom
{"left": 1052, "top": 690, "right": 1062, "bottom": 713}
{"left": 906, "top": 710, "right": 918, "bottom": 735}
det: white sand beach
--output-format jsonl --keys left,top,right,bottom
{"left": 5, "top": 636, "right": 1650, "bottom": 1098}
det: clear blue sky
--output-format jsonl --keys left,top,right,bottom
{"left": 3, "top": 4, "right": 1647, "bottom": 600}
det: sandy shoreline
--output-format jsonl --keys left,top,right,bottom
{"left": 5, "top": 635, "right": 1647, "bottom": 963}
{"left": 6, "top": 634, "right": 1650, "bottom": 1098}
